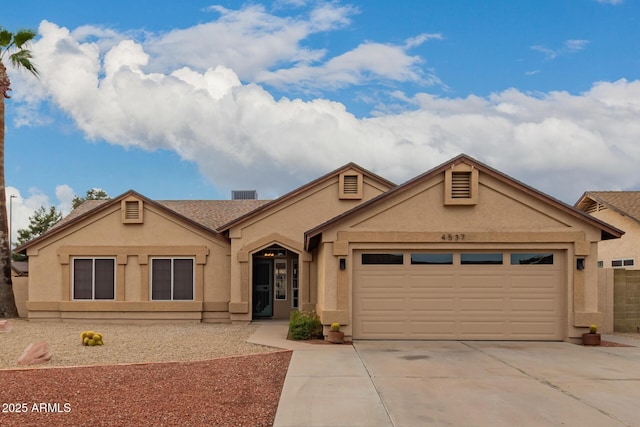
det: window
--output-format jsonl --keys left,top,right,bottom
{"left": 151, "top": 258, "right": 194, "bottom": 300}
{"left": 73, "top": 258, "right": 115, "bottom": 300}
{"left": 274, "top": 260, "right": 287, "bottom": 300}
{"left": 511, "top": 253, "right": 554, "bottom": 265}
{"left": 411, "top": 253, "right": 453, "bottom": 265}
{"left": 461, "top": 253, "right": 503, "bottom": 265}
{"left": 292, "top": 260, "right": 299, "bottom": 309}
{"left": 612, "top": 259, "right": 634, "bottom": 268}
{"left": 598, "top": 261, "right": 604, "bottom": 268}
{"left": 362, "top": 253, "right": 404, "bottom": 265}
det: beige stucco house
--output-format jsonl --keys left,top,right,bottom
{"left": 17, "top": 155, "right": 622, "bottom": 342}
{"left": 575, "top": 192, "right": 640, "bottom": 270}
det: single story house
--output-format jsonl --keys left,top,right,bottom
{"left": 17, "top": 154, "right": 622, "bottom": 341}
{"left": 575, "top": 191, "right": 640, "bottom": 270}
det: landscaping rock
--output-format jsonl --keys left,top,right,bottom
{"left": 17, "top": 341, "right": 52, "bottom": 366}
{"left": 0, "top": 320, "right": 11, "bottom": 332}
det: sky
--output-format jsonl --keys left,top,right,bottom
{"left": 2, "top": 0, "right": 640, "bottom": 244}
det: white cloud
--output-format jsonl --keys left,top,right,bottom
{"left": 532, "top": 39, "right": 589, "bottom": 60}
{"left": 55, "top": 185, "right": 76, "bottom": 215}
{"left": 8, "top": 6, "right": 640, "bottom": 205}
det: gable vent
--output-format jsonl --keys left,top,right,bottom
{"left": 584, "top": 200, "right": 606, "bottom": 214}
{"left": 343, "top": 175, "right": 359, "bottom": 194}
{"left": 232, "top": 190, "right": 258, "bottom": 200}
{"left": 125, "top": 201, "right": 140, "bottom": 219}
{"left": 451, "top": 172, "right": 472, "bottom": 198}
{"left": 121, "top": 198, "right": 143, "bottom": 223}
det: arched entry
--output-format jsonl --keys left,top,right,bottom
{"left": 252, "top": 244, "right": 300, "bottom": 319}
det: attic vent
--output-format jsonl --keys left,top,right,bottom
{"left": 451, "top": 172, "right": 471, "bottom": 198}
{"left": 339, "top": 172, "right": 363, "bottom": 200}
{"left": 232, "top": 190, "right": 258, "bottom": 200}
{"left": 125, "top": 201, "right": 139, "bottom": 219}
{"left": 121, "top": 198, "right": 143, "bottom": 224}
{"left": 343, "top": 175, "right": 359, "bottom": 194}
{"left": 585, "top": 200, "right": 606, "bottom": 214}
{"left": 444, "top": 164, "right": 478, "bottom": 206}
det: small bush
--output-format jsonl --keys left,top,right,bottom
{"left": 330, "top": 322, "right": 341, "bottom": 332}
{"left": 289, "top": 311, "right": 322, "bottom": 340}
{"left": 589, "top": 324, "right": 598, "bottom": 334}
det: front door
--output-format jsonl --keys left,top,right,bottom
{"left": 253, "top": 259, "right": 273, "bottom": 317}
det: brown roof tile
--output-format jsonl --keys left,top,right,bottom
{"left": 157, "top": 200, "right": 271, "bottom": 231}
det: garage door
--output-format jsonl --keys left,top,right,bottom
{"left": 353, "top": 250, "right": 564, "bottom": 340}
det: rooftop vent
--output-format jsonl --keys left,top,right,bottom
{"left": 232, "top": 190, "right": 258, "bottom": 200}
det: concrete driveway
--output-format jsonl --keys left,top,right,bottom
{"left": 273, "top": 335, "right": 640, "bottom": 427}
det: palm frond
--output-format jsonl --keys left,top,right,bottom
{"left": 9, "top": 50, "right": 39, "bottom": 76}
{"left": 13, "top": 29, "right": 37, "bottom": 48}
{"left": 0, "top": 29, "right": 13, "bottom": 52}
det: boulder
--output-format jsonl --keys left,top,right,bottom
{"left": 17, "top": 341, "right": 52, "bottom": 366}
{"left": 0, "top": 320, "right": 11, "bottom": 332}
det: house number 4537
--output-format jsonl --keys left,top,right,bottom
{"left": 441, "top": 233, "right": 465, "bottom": 241}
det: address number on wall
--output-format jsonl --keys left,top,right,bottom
{"left": 441, "top": 233, "right": 465, "bottom": 241}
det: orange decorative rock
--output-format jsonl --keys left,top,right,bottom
{"left": 17, "top": 341, "right": 52, "bottom": 366}
{"left": 0, "top": 320, "right": 11, "bottom": 332}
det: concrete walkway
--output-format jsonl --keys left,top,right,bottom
{"left": 248, "top": 323, "right": 640, "bottom": 427}
{"left": 248, "top": 321, "right": 392, "bottom": 426}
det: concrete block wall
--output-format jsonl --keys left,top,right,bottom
{"left": 614, "top": 269, "right": 640, "bottom": 332}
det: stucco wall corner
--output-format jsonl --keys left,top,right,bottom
{"left": 320, "top": 310, "right": 349, "bottom": 325}
{"left": 573, "top": 311, "right": 604, "bottom": 328}
{"left": 574, "top": 241, "right": 591, "bottom": 256}
{"left": 228, "top": 302, "right": 249, "bottom": 313}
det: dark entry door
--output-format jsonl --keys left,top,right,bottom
{"left": 253, "top": 259, "right": 273, "bottom": 317}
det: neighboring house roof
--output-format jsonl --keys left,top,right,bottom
{"left": 15, "top": 190, "right": 271, "bottom": 253}
{"left": 217, "top": 162, "right": 396, "bottom": 232}
{"left": 575, "top": 191, "right": 640, "bottom": 225}
{"left": 11, "top": 261, "right": 28, "bottom": 276}
{"left": 305, "top": 154, "right": 624, "bottom": 250}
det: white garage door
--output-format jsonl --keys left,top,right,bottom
{"left": 353, "top": 250, "right": 564, "bottom": 340}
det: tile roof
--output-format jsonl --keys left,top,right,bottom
{"left": 578, "top": 191, "right": 640, "bottom": 224}
{"left": 48, "top": 199, "right": 271, "bottom": 234}
{"left": 157, "top": 200, "right": 271, "bottom": 231}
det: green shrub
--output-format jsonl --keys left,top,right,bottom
{"left": 289, "top": 311, "right": 322, "bottom": 340}
{"left": 330, "top": 322, "right": 341, "bottom": 332}
{"left": 589, "top": 324, "right": 598, "bottom": 334}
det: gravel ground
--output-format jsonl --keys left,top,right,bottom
{"left": 0, "top": 320, "right": 279, "bottom": 368}
{"left": 0, "top": 320, "right": 291, "bottom": 426}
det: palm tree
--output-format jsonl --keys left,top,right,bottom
{"left": 0, "top": 27, "right": 38, "bottom": 317}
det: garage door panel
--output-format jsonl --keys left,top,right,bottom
{"left": 458, "top": 274, "right": 506, "bottom": 289}
{"left": 360, "top": 297, "right": 405, "bottom": 312}
{"left": 459, "top": 297, "right": 510, "bottom": 312}
{"left": 409, "top": 298, "right": 456, "bottom": 311}
{"left": 511, "top": 298, "right": 557, "bottom": 312}
{"left": 353, "top": 250, "right": 564, "bottom": 340}
{"left": 408, "top": 273, "right": 455, "bottom": 289}
{"left": 359, "top": 273, "right": 405, "bottom": 289}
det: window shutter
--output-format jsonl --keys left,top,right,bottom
{"left": 451, "top": 172, "right": 471, "bottom": 198}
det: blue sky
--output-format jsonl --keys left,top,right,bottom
{"left": 2, "top": 0, "right": 639, "bottom": 240}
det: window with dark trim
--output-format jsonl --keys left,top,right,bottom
{"left": 362, "top": 253, "right": 404, "bottom": 265}
{"left": 510, "top": 253, "right": 554, "bottom": 265}
{"left": 612, "top": 258, "right": 634, "bottom": 268}
{"left": 411, "top": 253, "right": 453, "bottom": 265}
{"left": 151, "top": 258, "right": 194, "bottom": 300}
{"left": 73, "top": 258, "right": 115, "bottom": 300}
{"left": 461, "top": 253, "right": 503, "bottom": 265}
